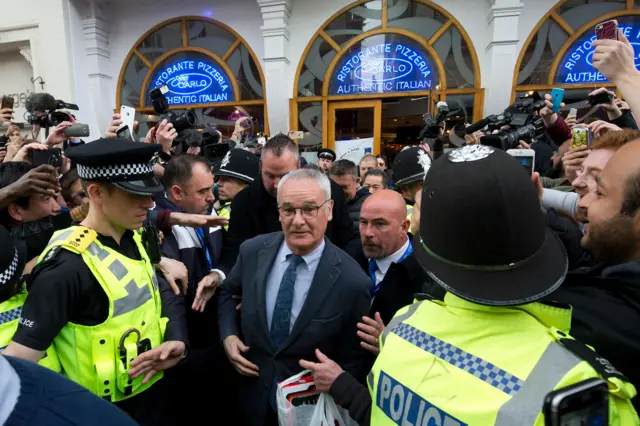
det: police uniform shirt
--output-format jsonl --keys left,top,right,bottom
{"left": 12, "top": 231, "right": 187, "bottom": 351}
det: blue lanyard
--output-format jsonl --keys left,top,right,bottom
{"left": 370, "top": 241, "right": 414, "bottom": 296}
{"left": 194, "top": 228, "right": 213, "bottom": 271}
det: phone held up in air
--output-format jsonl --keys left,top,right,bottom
{"left": 119, "top": 105, "right": 136, "bottom": 141}
{"left": 507, "top": 149, "right": 535, "bottom": 176}
{"left": 30, "top": 148, "right": 63, "bottom": 168}
{"left": 1, "top": 95, "right": 15, "bottom": 110}
{"left": 595, "top": 19, "right": 618, "bottom": 40}
{"left": 543, "top": 378, "right": 609, "bottom": 426}
{"left": 116, "top": 125, "right": 133, "bottom": 141}
{"left": 63, "top": 123, "right": 90, "bottom": 138}
{"left": 571, "top": 127, "right": 593, "bottom": 149}
{"left": 550, "top": 88, "right": 565, "bottom": 113}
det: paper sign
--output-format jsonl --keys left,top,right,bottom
{"left": 334, "top": 137, "right": 374, "bottom": 164}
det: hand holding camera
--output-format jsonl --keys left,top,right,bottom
{"left": 155, "top": 119, "right": 177, "bottom": 152}
{"left": 539, "top": 94, "right": 564, "bottom": 127}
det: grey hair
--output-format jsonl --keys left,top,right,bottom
{"left": 277, "top": 168, "right": 331, "bottom": 205}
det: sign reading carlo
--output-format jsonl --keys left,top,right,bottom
{"left": 330, "top": 41, "right": 435, "bottom": 95}
{"left": 556, "top": 23, "right": 640, "bottom": 84}
{"left": 149, "top": 57, "right": 235, "bottom": 106}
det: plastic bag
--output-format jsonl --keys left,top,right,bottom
{"left": 277, "top": 370, "right": 358, "bottom": 426}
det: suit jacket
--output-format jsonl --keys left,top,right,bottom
{"left": 218, "top": 232, "right": 371, "bottom": 425}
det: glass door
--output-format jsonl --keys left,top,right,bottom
{"left": 328, "top": 100, "right": 382, "bottom": 160}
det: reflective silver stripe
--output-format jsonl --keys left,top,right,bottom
{"left": 113, "top": 280, "right": 152, "bottom": 317}
{"left": 0, "top": 306, "right": 22, "bottom": 325}
{"left": 108, "top": 259, "right": 128, "bottom": 281}
{"left": 45, "top": 229, "right": 74, "bottom": 250}
{"left": 152, "top": 272, "right": 159, "bottom": 289}
{"left": 381, "top": 301, "right": 422, "bottom": 346}
{"left": 87, "top": 243, "right": 110, "bottom": 261}
{"left": 367, "top": 371, "right": 374, "bottom": 390}
{"left": 494, "top": 342, "right": 583, "bottom": 425}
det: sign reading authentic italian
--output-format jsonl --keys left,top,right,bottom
{"left": 150, "top": 58, "right": 235, "bottom": 106}
{"left": 330, "top": 41, "right": 435, "bottom": 95}
{"left": 556, "top": 24, "right": 640, "bottom": 84}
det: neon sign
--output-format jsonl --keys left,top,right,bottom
{"left": 556, "top": 24, "right": 640, "bottom": 84}
{"left": 149, "top": 58, "right": 235, "bottom": 106}
{"left": 330, "top": 42, "right": 435, "bottom": 95}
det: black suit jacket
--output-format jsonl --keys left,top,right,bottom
{"left": 218, "top": 232, "right": 370, "bottom": 425}
{"left": 369, "top": 253, "right": 444, "bottom": 325}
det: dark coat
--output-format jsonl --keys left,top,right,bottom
{"left": 347, "top": 187, "right": 371, "bottom": 227}
{"left": 218, "top": 232, "right": 370, "bottom": 426}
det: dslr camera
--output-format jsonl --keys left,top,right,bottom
{"left": 473, "top": 93, "right": 547, "bottom": 151}
{"left": 149, "top": 85, "right": 200, "bottom": 149}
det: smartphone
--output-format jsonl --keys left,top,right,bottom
{"left": 119, "top": 105, "right": 136, "bottom": 140}
{"left": 63, "top": 123, "right": 90, "bottom": 138}
{"left": 572, "top": 127, "right": 593, "bottom": 149}
{"left": 116, "top": 125, "right": 133, "bottom": 140}
{"left": 507, "top": 149, "right": 535, "bottom": 176}
{"left": 543, "top": 378, "right": 608, "bottom": 426}
{"left": 588, "top": 92, "right": 613, "bottom": 106}
{"left": 596, "top": 19, "right": 618, "bottom": 40}
{"left": 567, "top": 108, "right": 577, "bottom": 120}
{"left": 1, "top": 96, "right": 14, "bottom": 110}
{"left": 30, "top": 148, "right": 63, "bottom": 167}
{"left": 550, "top": 88, "right": 565, "bottom": 113}
{"left": 240, "top": 117, "right": 252, "bottom": 130}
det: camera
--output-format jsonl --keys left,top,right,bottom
{"left": 25, "top": 93, "right": 80, "bottom": 128}
{"left": 149, "top": 85, "right": 199, "bottom": 148}
{"left": 470, "top": 94, "right": 547, "bottom": 151}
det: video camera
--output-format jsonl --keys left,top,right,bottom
{"left": 466, "top": 93, "right": 547, "bottom": 150}
{"left": 149, "top": 85, "right": 200, "bottom": 149}
{"left": 25, "top": 93, "right": 79, "bottom": 129}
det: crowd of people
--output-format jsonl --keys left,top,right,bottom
{"left": 0, "top": 25, "right": 640, "bottom": 426}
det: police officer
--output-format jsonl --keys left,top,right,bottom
{"left": 317, "top": 148, "right": 336, "bottom": 174}
{"left": 0, "top": 226, "right": 60, "bottom": 371}
{"left": 391, "top": 146, "right": 432, "bottom": 223}
{"left": 301, "top": 145, "right": 638, "bottom": 425}
{"left": 214, "top": 148, "right": 259, "bottom": 230}
{"left": 3, "top": 138, "right": 189, "bottom": 426}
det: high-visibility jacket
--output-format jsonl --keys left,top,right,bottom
{"left": 369, "top": 293, "right": 639, "bottom": 425}
{"left": 219, "top": 203, "right": 231, "bottom": 231}
{"left": 37, "top": 226, "right": 168, "bottom": 402}
{"left": 0, "top": 292, "right": 61, "bottom": 372}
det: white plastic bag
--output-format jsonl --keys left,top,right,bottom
{"left": 277, "top": 370, "right": 358, "bottom": 426}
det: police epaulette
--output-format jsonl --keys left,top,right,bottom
{"left": 414, "top": 293, "right": 436, "bottom": 301}
{"left": 557, "top": 334, "right": 629, "bottom": 383}
{"left": 59, "top": 226, "right": 97, "bottom": 253}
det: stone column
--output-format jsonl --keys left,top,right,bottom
{"left": 258, "top": 0, "right": 292, "bottom": 136}
{"left": 82, "top": 0, "right": 112, "bottom": 136}
{"left": 484, "top": 0, "right": 523, "bottom": 116}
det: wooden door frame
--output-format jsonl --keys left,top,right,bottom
{"left": 327, "top": 100, "right": 382, "bottom": 155}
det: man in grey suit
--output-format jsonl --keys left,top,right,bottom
{"left": 218, "top": 168, "right": 371, "bottom": 426}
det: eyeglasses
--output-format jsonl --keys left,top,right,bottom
{"left": 278, "top": 200, "right": 330, "bottom": 219}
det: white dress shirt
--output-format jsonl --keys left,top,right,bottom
{"left": 265, "top": 239, "right": 326, "bottom": 332}
{"left": 372, "top": 237, "right": 410, "bottom": 286}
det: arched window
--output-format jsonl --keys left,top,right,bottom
{"left": 116, "top": 17, "right": 268, "bottom": 137}
{"left": 513, "top": 0, "right": 640, "bottom": 114}
{"left": 291, "top": 0, "right": 482, "bottom": 152}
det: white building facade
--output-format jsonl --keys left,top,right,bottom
{"left": 0, "top": 0, "right": 634, "bottom": 153}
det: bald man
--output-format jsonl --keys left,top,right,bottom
{"left": 358, "top": 191, "right": 443, "bottom": 329}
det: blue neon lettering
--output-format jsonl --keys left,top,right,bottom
{"left": 557, "top": 23, "right": 640, "bottom": 84}
{"left": 377, "top": 371, "right": 467, "bottom": 426}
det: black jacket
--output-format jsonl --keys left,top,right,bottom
{"left": 347, "top": 188, "right": 370, "bottom": 227}
{"left": 219, "top": 175, "right": 360, "bottom": 273}
{"left": 549, "top": 261, "right": 640, "bottom": 410}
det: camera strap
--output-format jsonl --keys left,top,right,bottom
{"left": 558, "top": 337, "right": 628, "bottom": 383}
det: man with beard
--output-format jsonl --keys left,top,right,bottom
{"left": 550, "top": 138, "right": 640, "bottom": 408}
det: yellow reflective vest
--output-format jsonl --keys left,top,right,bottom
{"left": 0, "top": 292, "right": 61, "bottom": 372}
{"left": 369, "top": 293, "right": 639, "bottom": 426}
{"left": 219, "top": 203, "right": 231, "bottom": 231}
{"left": 37, "top": 226, "right": 168, "bottom": 402}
